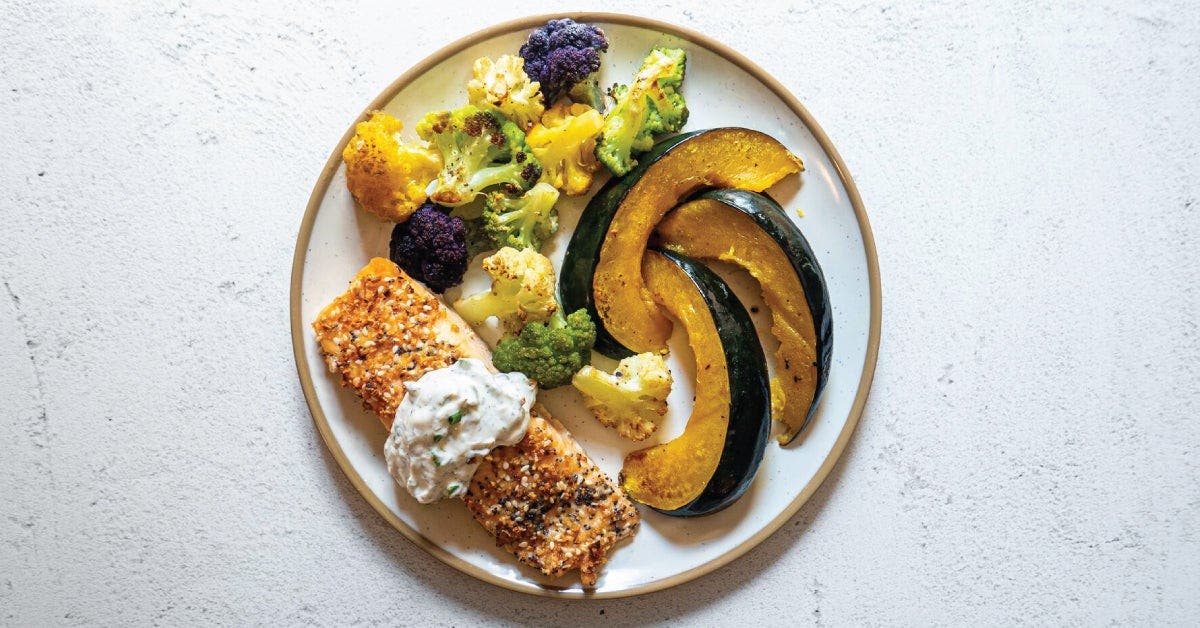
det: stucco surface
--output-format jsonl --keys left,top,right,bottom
{"left": 1, "top": 1, "right": 1197, "bottom": 625}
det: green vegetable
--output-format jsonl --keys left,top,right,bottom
{"left": 416, "top": 105, "right": 542, "bottom": 206}
{"left": 595, "top": 47, "right": 688, "bottom": 176}
{"left": 478, "top": 181, "right": 560, "bottom": 252}
{"left": 492, "top": 308, "right": 596, "bottom": 388}
{"left": 431, "top": 452, "right": 442, "bottom": 467}
{"left": 446, "top": 483, "right": 462, "bottom": 497}
{"left": 433, "top": 433, "right": 444, "bottom": 443}
{"left": 572, "top": 352, "right": 673, "bottom": 441}
{"left": 448, "top": 411, "right": 463, "bottom": 425}
{"left": 453, "top": 247, "right": 558, "bottom": 332}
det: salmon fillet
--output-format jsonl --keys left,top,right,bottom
{"left": 313, "top": 257, "right": 491, "bottom": 429}
{"left": 464, "top": 409, "right": 640, "bottom": 586}
{"left": 312, "top": 258, "right": 638, "bottom": 586}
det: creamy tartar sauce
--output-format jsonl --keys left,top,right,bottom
{"left": 384, "top": 359, "right": 534, "bottom": 503}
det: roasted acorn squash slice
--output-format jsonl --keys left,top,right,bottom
{"left": 560, "top": 128, "right": 803, "bottom": 358}
{"left": 657, "top": 189, "right": 832, "bottom": 444}
{"left": 620, "top": 250, "right": 771, "bottom": 516}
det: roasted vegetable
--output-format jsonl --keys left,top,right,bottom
{"left": 518, "top": 18, "right": 608, "bottom": 102}
{"left": 466, "top": 55, "right": 545, "bottom": 131}
{"left": 620, "top": 250, "right": 771, "bottom": 516}
{"left": 416, "top": 105, "right": 542, "bottom": 207}
{"left": 342, "top": 112, "right": 442, "bottom": 222}
{"left": 453, "top": 246, "right": 558, "bottom": 332}
{"left": 657, "top": 190, "right": 832, "bottom": 444}
{"left": 572, "top": 352, "right": 673, "bottom": 441}
{"left": 478, "top": 181, "right": 560, "bottom": 252}
{"left": 595, "top": 48, "right": 689, "bottom": 176}
{"left": 526, "top": 100, "right": 604, "bottom": 196}
{"left": 560, "top": 128, "right": 804, "bottom": 358}
{"left": 387, "top": 202, "right": 469, "bottom": 292}
{"left": 492, "top": 308, "right": 596, "bottom": 389}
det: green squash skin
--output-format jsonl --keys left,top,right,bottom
{"left": 688, "top": 189, "right": 833, "bottom": 443}
{"left": 652, "top": 249, "right": 772, "bottom": 517}
{"left": 559, "top": 131, "right": 705, "bottom": 359}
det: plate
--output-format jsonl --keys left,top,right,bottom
{"left": 291, "top": 13, "right": 880, "bottom": 598}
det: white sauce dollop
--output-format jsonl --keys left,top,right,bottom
{"left": 384, "top": 359, "right": 534, "bottom": 503}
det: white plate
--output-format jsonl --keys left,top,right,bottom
{"left": 291, "top": 13, "right": 880, "bottom": 598}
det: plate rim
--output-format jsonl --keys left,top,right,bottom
{"left": 290, "top": 11, "right": 881, "bottom": 599}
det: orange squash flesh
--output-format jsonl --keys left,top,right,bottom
{"left": 657, "top": 198, "right": 819, "bottom": 443}
{"left": 620, "top": 251, "right": 730, "bottom": 510}
{"left": 592, "top": 128, "right": 803, "bottom": 354}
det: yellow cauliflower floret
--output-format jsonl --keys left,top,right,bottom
{"left": 342, "top": 112, "right": 442, "bottom": 222}
{"left": 467, "top": 55, "right": 545, "bottom": 131}
{"left": 572, "top": 352, "right": 673, "bottom": 441}
{"left": 526, "top": 100, "right": 605, "bottom": 196}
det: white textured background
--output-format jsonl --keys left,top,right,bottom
{"left": 1, "top": 1, "right": 1197, "bottom": 625}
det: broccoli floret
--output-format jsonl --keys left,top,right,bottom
{"left": 479, "top": 181, "right": 560, "bottom": 251}
{"left": 342, "top": 112, "right": 442, "bottom": 222}
{"left": 519, "top": 18, "right": 609, "bottom": 102}
{"left": 467, "top": 55, "right": 546, "bottom": 131}
{"left": 596, "top": 47, "right": 689, "bottom": 176}
{"left": 572, "top": 352, "right": 673, "bottom": 441}
{"left": 416, "top": 105, "right": 543, "bottom": 207}
{"left": 387, "top": 202, "right": 469, "bottom": 292}
{"left": 453, "top": 246, "right": 558, "bottom": 332}
{"left": 526, "top": 100, "right": 604, "bottom": 196}
{"left": 493, "top": 308, "right": 596, "bottom": 388}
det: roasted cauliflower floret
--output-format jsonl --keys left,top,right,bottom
{"left": 467, "top": 55, "right": 546, "bottom": 131}
{"left": 342, "top": 112, "right": 442, "bottom": 222}
{"left": 526, "top": 100, "right": 605, "bottom": 196}
{"left": 572, "top": 352, "right": 673, "bottom": 441}
{"left": 453, "top": 246, "right": 558, "bottom": 332}
{"left": 416, "top": 105, "right": 542, "bottom": 207}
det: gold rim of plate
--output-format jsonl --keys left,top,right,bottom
{"left": 289, "top": 12, "right": 882, "bottom": 599}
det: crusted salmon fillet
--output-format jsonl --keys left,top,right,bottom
{"left": 312, "top": 258, "right": 638, "bottom": 586}
{"left": 464, "top": 408, "right": 639, "bottom": 586}
{"left": 312, "top": 257, "right": 490, "bottom": 429}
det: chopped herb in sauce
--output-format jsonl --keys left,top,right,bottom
{"left": 448, "top": 410, "right": 463, "bottom": 425}
{"left": 446, "top": 483, "right": 461, "bottom": 497}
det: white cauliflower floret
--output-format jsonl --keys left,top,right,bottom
{"left": 466, "top": 55, "right": 545, "bottom": 131}
{"left": 572, "top": 352, "right": 673, "bottom": 441}
{"left": 452, "top": 246, "right": 557, "bottom": 332}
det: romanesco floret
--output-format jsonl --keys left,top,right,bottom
{"left": 572, "top": 352, "right": 673, "bottom": 441}
{"left": 478, "top": 181, "right": 560, "bottom": 251}
{"left": 467, "top": 55, "right": 546, "bottom": 131}
{"left": 493, "top": 308, "right": 596, "bottom": 389}
{"left": 596, "top": 47, "right": 689, "bottom": 176}
{"left": 342, "top": 112, "right": 442, "bottom": 222}
{"left": 526, "top": 100, "right": 605, "bottom": 196}
{"left": 416, "top": 105, "right": 542, "bottom": 207}
{"left": 452, "top": 246, "right": 558, "bottom": 332}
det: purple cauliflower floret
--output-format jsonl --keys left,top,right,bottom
{"left": 388, "top": 202, "right": 469, "bottom": 292}
{"left": 518, "top": 19, "right": 608, "bottom": 101}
